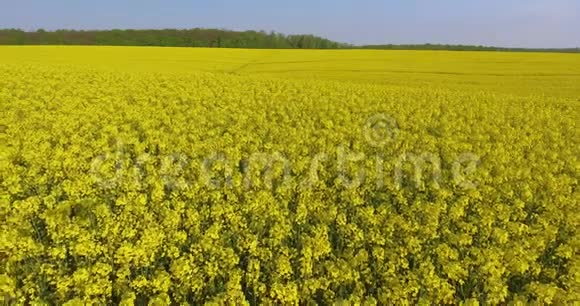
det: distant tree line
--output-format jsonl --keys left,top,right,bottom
{"left": 359, "top": 44, "right": 580, "bottom": 53}
{"left": 0, "top": 28, "right": 350, "bottom": 49}
{"left": 0, "top": 28, "right": 577, "bottom": 53}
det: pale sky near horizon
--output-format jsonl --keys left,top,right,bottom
{"left": 1, "top": 0, "right": 579, "bottom": 48}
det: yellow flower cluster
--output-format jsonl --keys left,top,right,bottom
{"left": 0, "top": 48, "right": 578, "bottom": 305}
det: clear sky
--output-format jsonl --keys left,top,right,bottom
{"left": 1, "top": 0, "right": 579, "bottom": 48}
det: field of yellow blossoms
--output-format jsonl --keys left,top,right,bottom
{"left": 0, "top": 46, "right": 579, "bottom": 304}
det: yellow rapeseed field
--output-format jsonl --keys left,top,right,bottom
{"left": 2, "top": 46, "right": 580, "bottom": 97}
{"left": 0, "top": 46, "right": 579, "bottom": 304}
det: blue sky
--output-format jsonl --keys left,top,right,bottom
{"left": 1, "top": 0, "right": 579, "bottom": 48}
